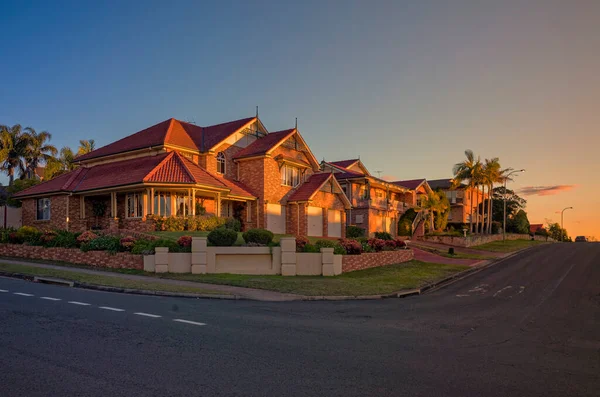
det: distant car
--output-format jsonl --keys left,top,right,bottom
{"left": 575, "top": 236, "right": 588, "bottom": 242}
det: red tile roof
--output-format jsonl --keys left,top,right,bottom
{"left": 14, "top": 152, "right": 255, "bottom": 199}
{"left": 287, "top": 173, "right": 333, "bottom": 202}
{"left": 76, "top": 117, "right": 256, "bottom": 162}
{"left": 530, "top": 224, "right": 544, "bottom": 234}
{"left": 393, "top": 179, "right": 426, "bottom": 190}
{"left": 328, "top": 159, "right": 359, "bottom": 169}
{"left": 274, "top": 154, "right": 311, "bottom": 168}
{"left": 233, "top": 129, "right": 296, "bottom": 159}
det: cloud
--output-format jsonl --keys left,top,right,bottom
{"left": 519, "top": 185, "right": 577, "bottom": 196}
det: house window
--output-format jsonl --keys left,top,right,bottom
{"left": 126, "top": 193, "right": 144, "bottom": 218}
{"left": 36, "top": 198, "right": 51, "bottom": 220}
{"left": 281, "top": 164, "right": 300, "bottom": 187}
{"left": 153, "top": 192, "right": 172, "bottom": 216}
{"left": 175, "top": 193, "right": 189, "bottom": 216}
{"left": 217, "top": 152, "right": 226, "bottom": 174}
{"left": 355, "top": 214, "right": 364, "bottom": 224}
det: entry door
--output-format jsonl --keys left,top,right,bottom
{"left": 307, "top": 206, "right": 323, "bottom": 237}
{"left": 327, "top": 210, "right": 342, "bottom": 238}
{"left": 266, "top": 203, "right": 286, "bottom": 234}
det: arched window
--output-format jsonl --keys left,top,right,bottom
{"left": 217, "top": 152, "right": 226, "bottom": 174}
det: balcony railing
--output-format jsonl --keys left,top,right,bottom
{"left": 351, "top": 197, "right": 407, "bottom": 211}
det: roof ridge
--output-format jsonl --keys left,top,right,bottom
{"left": 163, "top": 118, "right": 176, "bottom": 144}
{"left": 60, "top": 167, "right": 85, "bottom": 191}
{"left": 172, "top": 152, "right": 198, "bottom": 184}
{"left": 202, "top": 116, "right": 255, "bottom": 129}
{"left": 143, "top": 152, "right": 175, "bottom": 182}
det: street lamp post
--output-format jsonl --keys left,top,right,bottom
{"left": 503, "top": 169, "right": 525, "bottom": 241}
{"left": 561, "top": 207, "right": 573, "bottom": 242}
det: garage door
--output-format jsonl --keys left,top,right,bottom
{"left": 266, "top": 204, "right": 286, "bottom": 234}
{"left": 307, "top": 206, "right": 323, "bottom": 237}
{"left": 327, "top": 210, "right": 342, "bottom": 238}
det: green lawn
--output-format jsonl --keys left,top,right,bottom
{"left": 0, "top": 263, "right": 223, "bottom": 295}
{"left": 155, "top": 260, "right": 469, "bottom": 296}
{"left": 471, "top": 239, "right": 546, "bottom": 253}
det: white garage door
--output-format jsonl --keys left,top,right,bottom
{"left": 327, "top": 210, "right": 342, "bottom": 238}
{"left": 266, "top": 203, "right": 286, "bottom": 234}
{"left": 307, "top": 206, "right": 323, "bottom": 237}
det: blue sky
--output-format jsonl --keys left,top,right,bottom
{"left": 1, "top": 0, "right": 599, "bottom": 238}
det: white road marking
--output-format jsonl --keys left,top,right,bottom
{"left": 99, "top": 306, "right": 125, "bottom": 312}
{"left": 493, "top": 286, "right": 513, "bottom": 297}
{"left": 173, "top": 319, "right": 206, "bottom": 326}
{"left": 456, "top": 294, "right": 470, "bottom": 297}
{"left": 14, "top": 292, "right": 34, "bottom": 297}
{"left": 0, "top": 289, "right": 8, "bottom": 292}
{"left": 134, "top": 312, "right": 161, "bottom": 318}
{"left": 518, "top": 286, "right": 525, "bottom": 294}
{"left": 468, "top": 284, "right": 489, "bottom": 294}
{"left": 40, "top": 297, "right": 61, "bottom": 301}
{"left": 68, "top": 301, "right": 91, "bottom": 306}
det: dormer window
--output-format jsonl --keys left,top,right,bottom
{"left": 217, "top": 152, "right": 226, "bottom": 174}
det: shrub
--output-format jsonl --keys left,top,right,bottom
{"left": 120, "top": 236, "right": 136, "bottom": 251}
{"left": 0, "top": 228, "right": 16, "bottom": 243}
{"left": 242, "top": 228, "right": 274, "bottom": 245}
{"left": 302, "top": 243, "right": 320, "bottom": 253}
{"left": 8, "top": 232, "right": 24, "bottom": 244}
{"left": 177, "top": 235, "right": 193, "bottom": 248}
{"left": 224, "top": 218, "right": 242, "bottom": 232}
{"left": 208, "top": 228, "right": 238, "bottom": 246}
{"left": 374, "top": 231, "right": 393, "bottom": 240}
{"left": 77, "top": 231, "right": 98, "bottom": 245}
{"left": 164, "top": 217, "right": 185, "bottom": 231}
{"left": 80, "top": 235, "right": 122, "bottom": 253}
{"left": 296, "top": 236, "right": 309, "bottom": 252}
{"left": 131, "top": 239, "right": 155, "bottom": 255}
{"left": 394, "top": 238, "right": 407, "bottom": 249}
{"left": 346, "top": 226, "right": 365, "bottom": 238}
{"left": 314, "top": 239, "right": 346, "bottom": 255}
{"left": 338, "top": 238, "right": 363, "bottom": 255}
{"left": 39, "top": 230, "right": 58, "bottom": 245}
{"left": 383, "top": 239, "right": 397, "bottom": 251}
{"left": 367, "top": 238, "right": 386, "bottom": 252}
{"left": 197, "top": 215, "right": 227, "bottom": 231}
{"left": 45, "top": 230, "right": 79, "bottom": 248}
{"left": 18, "top": 226, "right": 40, "bottom": 241}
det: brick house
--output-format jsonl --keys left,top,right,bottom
{"left": 427, "top": 178, "right": 486, "bottom": 224}
{"left": 321, "top": 159, "right": 412, "bottom": 237}
{"left": 14, "top": 116, "right": 349, "bottom": 237}
{"left": 391, "top": 179, "right": 433, "bottom": 208}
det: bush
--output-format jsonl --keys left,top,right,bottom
{"left": 197, "top": 215, "right": 227, "bottom": 231}
{"left": 8, "top": 232, "right": 24, "bottom": 244}
{"left": 0, "top": 228, "right": 17, "bottom": 243}
{"left": 224, "top": 218, "right": 242, "bottom": 232}
{"left": 338, "top": 238, "right": 363, "bottom": 255}
{"left": 302, "top": 243, "right": 320, "bottom": 253}
{"left": 18, "top": 226, "right": 40, "bottom": 241}
{"left": 367, "top": 238, "right": 386, "bottom": 252}
{"left": 314, "top": 239, "right": 346, "bottom": 255}
{"left": 374, "top": 231, "right": 393, "bottom": 240}
{"left": 80, "top": 235, "right": 122, "bottom": 253}
{"left": 296, "top": 236, "right": 309, "bottom": 252}
{"left": 177, "top": 235, "right": 193, "bottom": 248}
{"left": 120, "top": 236, "right": 136, "bottom": 251}
{"left": 77, "top": 231, "right": 98, "bottom": 245}
{"left": 45, "top": 230, "right": 80, "bottom": 248}
{"left": 39, "top": 230, "right": 58, "bottom": 245}
{"left": 491, "top": 221, "right": 502, "bottom": 234}
{"left": 131, "top": 239, "right": 155, "bottom": 255}
{"left": 208, "top": 228, "right": 238, "bottom": 246}
{"left": 346, "top": 226, "right": 365, "bottom": 238}
{"left": 395, "top": 239, "right": 407, "bottom": 249}
{"left": 164, "top": 217, "right": 185, "bottom": 231}
{"left": 383, "top": 239, "right": 397, "bottom": 251}
{"left": 242, "top": 228, "right": 274, "bottom": 245}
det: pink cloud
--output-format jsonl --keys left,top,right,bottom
{"left": 519, "top": 185, "right": 577, "bottom": 196}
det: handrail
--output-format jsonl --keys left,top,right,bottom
{"left": 412, "top": 210, "right": 425, "bottom": 236}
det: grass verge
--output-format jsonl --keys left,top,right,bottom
{"left": 471, "top": 239, "right": 545, "bottom": 252}
{"left": 155, "top": 260, "right": 469, "bottom": 296}
{"left": 0, "top": 262, "right": 223, "bottom": 295}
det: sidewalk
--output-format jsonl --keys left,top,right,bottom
{"left": 0, "top": 259, "right": 302, "bottom": 302}
{"left": 408, "top": 240, "right": 505, "bottom": 258}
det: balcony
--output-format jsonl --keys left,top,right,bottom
{"left": 351, "top": 197, "right": 407, "bottom": 211}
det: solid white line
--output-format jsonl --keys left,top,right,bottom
{"left": 0, "top": 289, "right": 8, "bottom": 292}
{"left": 14, "top": 292, "right": 34, "bottom": 297}
{"left": 173, "top": 319, "right": 206, "bottom": 326}
{"left": 99, "top": 306, "right": 125, "bottom": 312}
{"left": 134, "top": 312, "right": 161, "bottom": 318}
{"left": 68, "top": 301, "right": 91, "bottom": 306}
{"left": 40, "top": 297, "right": 61, "bottom": 301}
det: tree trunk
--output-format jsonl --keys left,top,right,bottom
{"left": 474, "top": 185, "right": 480, "bottom": 234}
{"left": 8, "top": 170, "right": 14, "bottom": 186}
{"left": 469, "top": 187, "right": 474, "bottom": 233}
{"left": 430, "top": 211, "right": 435, "bottom": 232}
{"left": 487, "top": 184, "right": 493, "bottom": 234}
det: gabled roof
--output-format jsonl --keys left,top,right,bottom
{"left": 332, "top": 171, "right": 408, "bottom": 192}
{"left": 427, "top": 178, "right": 467, "bottom": 190}
{"left": 288, "top": 173, "right": 351, "bottom": 208}
{"left": 530, "top": 224, "right": 544, "bottom": 234}
{"left": 329, "top": 159, "right": 359, "bottom": 169}
{"left": 76, "top": 117, "right": 257, "bottom": 162}
{"left": 14, "top": 152, "right": 255, "bottom": 199}
{"left": 233, "top": 129, "right": 295, "bottom": 159}
{"left": 323, "top": 159, "right": 370, "bottom": 176}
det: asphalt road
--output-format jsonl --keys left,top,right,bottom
{"left": 1, "top": 243, "right": 598, "bottom": 397}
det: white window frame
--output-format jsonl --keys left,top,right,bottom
{"left": 126, "top": 193, "right": 144, "bottom": 218}
{"left": 36, "top": 198, "right": 51, "bottom": 220}
{"left": 217, "top": 152, "right": 226, "bottom": 174}
{"left": 153, "top": 191, "right": 172, "bottom": 216}
{"left": 281, "top": 164, "right": 300, "bottom": 187}
{"left": 175, "top": 193, "right": 189, "bottom": 217}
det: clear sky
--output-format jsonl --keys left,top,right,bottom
{"left": 1, "top": 0, "right": 598, "bottom": 239}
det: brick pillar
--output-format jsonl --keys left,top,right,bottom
{"left": 321, "top": 247, "right": 341, "bottom": 276}
{"left": 108, "top": 217, "right": 119, "bottom": 233}
{"left": 280, "top": 237, "right": 297, "bottom": 276}
{"left": 191, "top": 237, "right": 207, "bottom": 274}
{"left": 155, "top": 247, "right": 169, "bottom": 273}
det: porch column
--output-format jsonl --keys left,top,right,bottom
{"left": 191, "top": 189, "right": 196, "bottom": 216}
{"left": 80, "top": 196, "right": 85, "bottom": 219}
{"left": 148, "top": 188, "right": 154, "bottom": 215}
{"left": 216, "top": 192, "right": 221, "bottom": 217}
{"left": 188, "top": 188, "right": 192, "bottom": 216}
{"left": 142, "top": 190, "right": 148, "bottom": 217}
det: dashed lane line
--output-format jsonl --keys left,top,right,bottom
{"left": 14, "top": 292, "right": 34, "bottom": 297}
{"left": 134, "top": 312, "right": 161, "bottom": 318}
{"left": 0, "top": 289, "right": 8, "bottom": 292}
{"left": 40, "top": 297, "right": 61, "bottom": 301}
{"left": 99, "top": 306, "right": 125, "bottom": 312}
{"left": 68, "top": 301, "right": 91, "bottom": 306}
{"left": 173, "top": 319, "right": 206, "bottom": 326}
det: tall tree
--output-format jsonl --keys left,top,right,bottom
{"left": 77, "top": 139, "right": 95, "bottom": 155}
{"left": 23, "top": 127, "right": 58, "bottom": 179}
{"left": 482, "top": 158, "right": 503, "bottom": 234}
{"left": 453, "top": 150, "right": 480, "bottom": 233}
{"left": 45, "top": 146, "right": 77, "bottom": 180}
{"left": 508, "top": 209, "right": 530, "bottom": 234}
{"left": 421, "top": 190, "right": 450, "bottom": 232}
{"left": 0, "top": 124, "right": 30, "bottom": 185}
{"left": 491, "top": 187, "right": 527, "bottom": 223}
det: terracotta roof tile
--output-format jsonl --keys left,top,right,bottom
{"left": 392, "top": 179, "right": 426, "bottom": 190}
{"left": 288, "top": 173, "right": 332, "bottom": 202}
{"left": 328, "top": 159, "right": 359, "bottom": 169}
{"left": 233, "top": 129, "right": 296, "bottom": 159}
{"left": 196, "top": 117, "right": 256, "bottom": 150}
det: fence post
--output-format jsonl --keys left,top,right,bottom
{"left": 321, "top": 248, "right": 338, "bottom": 276}
{"left": 191, "top": 237, "right": 208, "bottom": 274}
{"left": 155, "top": 247, "right": 169, "bottom": 273}
{"left": 280, "top": 237, "right": 297, "bottom": 276}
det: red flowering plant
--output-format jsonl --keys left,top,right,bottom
{"left": 395, "top": 239, "right": 407, "bottom": 249}
{"left": 77, "top": 231, "right": 98, "bottom": 245}
{"left": 177, "top": 235, "right": 193, "bottom": 248}
{"left": 383, "top": 239, "right": 397, "bottom": 251}
{"left": 367, "top": 238, "right": 386, "bottom": 252}
{"left": 120, "top": 236, "right": 136, "bottom": 251}
{"left": 338, "top": 238, "right": 363, "bottom": 255}
{"left": 295, "top": 236, "right": 309, "bottom": 252}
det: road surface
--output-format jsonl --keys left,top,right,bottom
{"left": 1, "top": 243, "right": 598, "bottom": 396}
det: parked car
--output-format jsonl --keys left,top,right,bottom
{"left": 575, "top": 236, "right": 588, "bottom": 242}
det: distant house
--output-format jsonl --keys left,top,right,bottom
{"left": 427, "top": 178, "right": 486, "bottom": 224}
{"left": 529, "top": 224, "right": 544, "bottom": 234}
{"left": 390, "top": 179, "right": 432, "bottom": 208}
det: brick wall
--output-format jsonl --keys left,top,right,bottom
{"left": 237, "top": 158, "right": 265, "bottom": 227}
{"left": 342, "top": 249, "right": 414, "bottom": 273}
{"left": 0, "top": 243, "right": 143, "bottom": 269}
{"left": 22, "top": 195, "right": 69, "bottom": 231}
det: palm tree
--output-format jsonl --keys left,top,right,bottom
{"left": 77, "top": 139, "right": 95, "bottom": 155}
{"left": 453, "top": 150, "right": 481, "bottom": 233}
{"left": 0, "top": 124, "right": 30, "bottom": 185}
{"left": 24, "top": 127, "right": 58, "bottom": 179}
{"left": 45, "top": 146, "right": 77, "bottom": 180}
{"left": 420, "top": 190, "right": 450, "bottom": 232}
{"left": 483, "top": 158, "right": 502, "bottom": 234}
